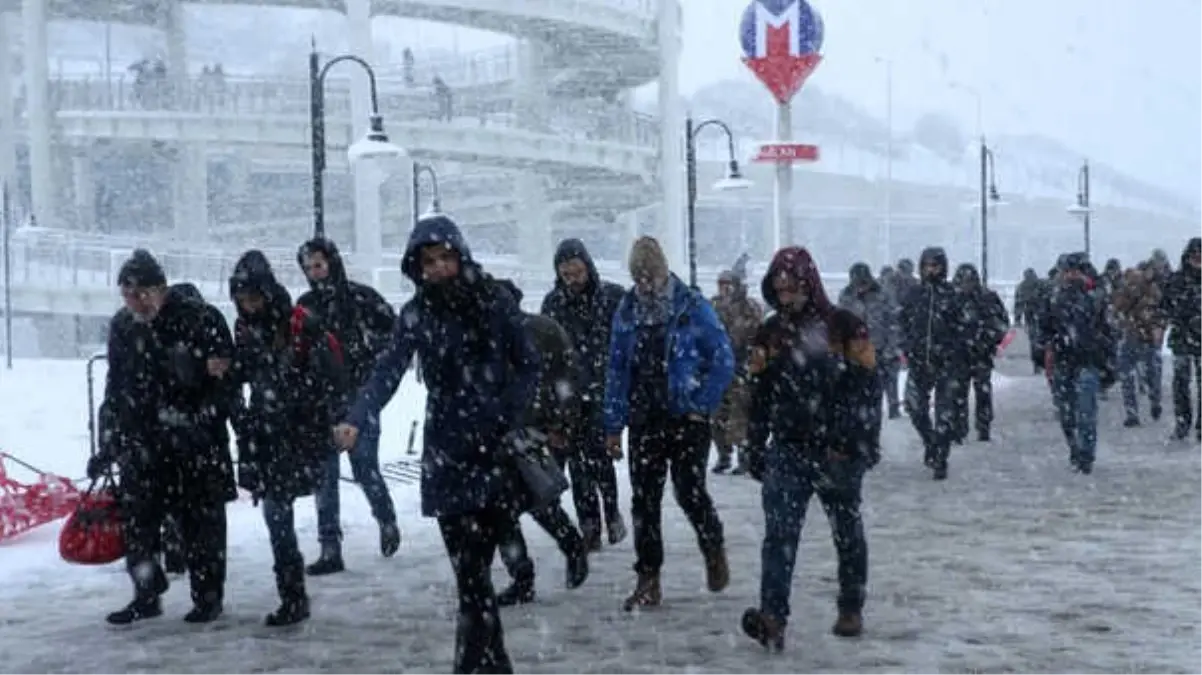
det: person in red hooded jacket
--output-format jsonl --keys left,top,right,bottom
{"left": 740, "top": 247, "right": 881, "bottom": 651}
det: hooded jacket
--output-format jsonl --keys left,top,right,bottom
{"left": 229, "top": 250, "right": 345, "bottom": 502}
{"left": 1112, "top": 267, "right": 1166, "bottom": 344}
{"left": 838, "top": 262, "right": 899, "bottom": 361}
{"left": 1163, "top": 237, "right": 1202, "bottom": 356}
{"left": 603, "top": 239, "right": 735, "bottom": 434}
{"left": 711, "top": 265, "right": 765, "bottom": 372}
{"left": 898, "top": 247, "right": 969, "bottom": 369}
{"left": 746, "top": 247, "right": 881, "bottom": 463}
{"left": 952, "top": 263, "right": 1010, "bottom": 362}
{"left": 540, "top": 238, "right": 626, "bottom": 418}
{"left": 1040, "top": 252, "right": 1114, "bottom": 373}
{"left": 295, "top": 237, "right": 397, "bottom": 391}
{"left": 346, "top": 214, "right": 540, "bottom": 518}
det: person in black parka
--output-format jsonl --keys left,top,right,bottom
{"left": 295, "top": 237, "right": 399, "bottom": 575}
{"left": 1163, "top": 237, "right": 1202, "bottom": 440}
{"left": 229, "top": 250, "right": 348, "bottom": 626}
{"left": 950, "top": 263, "right": 1010, "bottom": 443}
{"left": 102, "top": 250, "right": 237, "bottom": 626}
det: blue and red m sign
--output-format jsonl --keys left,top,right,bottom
{"left": 739, "top": 0, "right": 825, "bottom": 105}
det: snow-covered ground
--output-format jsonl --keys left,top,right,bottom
{"left": 0, "top": 359, "right": 1198, "bottom": 673}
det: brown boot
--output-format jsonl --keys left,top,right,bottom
{"left": 622, "top": 572, "right": 661, "bottom": 611}
{"left": 831, "top": 611, "right": 863, "bottom": 637}
{"left": 704, "top": 548, "right": 730, "bottom": 592}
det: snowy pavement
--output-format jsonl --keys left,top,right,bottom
{"left": 1, "top": 361, "right": 1199, "bottom": 673}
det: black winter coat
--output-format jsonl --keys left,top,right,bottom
{"left": 1163, "top": 238, "right": 1201, "bottom": 356}
{"left": 540, "top": 239, "right": 625, "bottom": 423}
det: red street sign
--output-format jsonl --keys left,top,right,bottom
{"left": 754, "top": 143, "right": 820, "bottom": 162}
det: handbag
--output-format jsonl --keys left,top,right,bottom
{"left": 509, "top": 430, "right": 569, "bottom": 513}
{"left": 59, "top": 474, "right": 125, "bottom": 566}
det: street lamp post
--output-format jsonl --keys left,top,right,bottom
{"left": 2, "top": 181, "right": 11, "bottom": 369}
{"left": 309, "top": 40, "right": 406, "bottom": 239}
{"left": 1067, "top": 160, "right": 1091, "bottom": 257}
{"left": 979, "top": 137, "right": 1002, "bottom": 287}
{"left": 411, "top": 161, "right": 442, "bottom": 228}
{"left": 875, "top": 56, "right": 894, "bottom": 268}
{"left": 685, "top": 116, "right": 752, "bottom": 289}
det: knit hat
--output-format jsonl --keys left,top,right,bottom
{"left": 628, "top": 236, "right": 669, "bottom": 286}
{"left": 117, "top": 249, "right": 167, "bottom": 288}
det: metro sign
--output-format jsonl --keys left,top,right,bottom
{"left": 739, "top": 0, "right": 825, "bottom": 105}
{"left": 754, "top": 143, "right": 820, "bottom": 162}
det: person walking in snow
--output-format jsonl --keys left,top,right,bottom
{"left": 710, "top": 255, "right": 764, "bottom": 474}
{"left": 295, "top": 237, "right": 400, "bottom": 576}
{"left": 839, "top": 261, "right": 901, "bottom": 420}
{"left": 540, "top": 238, "right": 627, "bottom": 550}
{"left": 740, "top": 246, "right": 880, "bottom": 651}
{"left": 228, "top": 251, "right": 348, "bottom": 626}
{"left": 949, "top": 263, "right": 1010, "bottom": 443}
{"left": 1040, "top": 252, "right": 1114, "bottom": 474}
{"left": 334, "top": 214, "right": 539, "bottom": 674}
{"left": 1112, "top": 263, "right": 1166, "bottom": 427}
{"left": 604, "top": 236, "right": 734, "bottom": 611}
{"left": 898, "top": 247, "right": 970, "bottom": 479}
{"left": 100, "top": 250, "right": 237, "bottom": 625}
{"left": 1163, "top": 237, "right": 1201, "bottom": 440}
{"left": 491, "top": 279, "right": 590, "bottom": 607}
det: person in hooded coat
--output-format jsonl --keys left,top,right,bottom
{"left": 228, "top": 250, "right": 348, "bottom": 626}
{"left": 604, "top": 236, "right": 734, "bottom": 612}
{"left": 839, "top": 262, "right": 901, "bottom": 419}
{"left": 709, "top": 256, "right": 765, "bottom": 473}
{"left": 893, "top": 257, "right": 919, "bottom": 303}
{"left": 950, "top": 263, "right": 1010, "bottom": 443}
{"left": 898, "top": 247, "right": 969, "bottom": 480}
{"left": 1162, "top": 237, "right": 1202, "bottom": 440}
{"left": 540, "top": 238, "right": 626, "bottom": 550}
{"left": 740, "top": 246, "right": 880, "bottom": 651}
{"left": 489, "top": 279, "right": 590, "bottom": 607}
{"left": 98, "top": 249, "right": 237, "bottom": 626}
{"left": 295, "top": 237, "right": 399, "bottom": 575}
{"left": 1040, "top": 252, "right": 1114, "bottom": 473}
{"left": 1112, "top": 263, "right": 1166, "bottom": 427}
{"left": 1013, "top": 268, "right": 1040, "bottom": 329}
{"left": 334, "top": 214, "right": 539, "bottom": 675}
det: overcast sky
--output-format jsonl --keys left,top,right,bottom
{"left": 679, "top": 0, "right": 1201, "bottom": 203}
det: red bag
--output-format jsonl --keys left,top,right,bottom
{"left": 59, "top": 477, "right": 125, "bottom": 565}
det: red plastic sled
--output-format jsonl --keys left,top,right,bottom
{"left": 0, "top": 452, "right": 82, "bottom": 543}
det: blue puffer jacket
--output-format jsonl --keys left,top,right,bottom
{"left": 603, "top": 274, "right": 735, "bottom": 435}
{"left": 346, "top": 215, "right": 540, "bottom": 518}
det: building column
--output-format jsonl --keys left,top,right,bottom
{"left": 514, "top": 39, "right": 548, "bottom": 132}
{"left": 162, "top": 0, "right": 188, "bottom": 108}
{"left": 71, "top": 152, "right": 94, "bottom": 231}
{"left": 515, "top": 172, "right": 552, "bottom": 281}
{"left": 171, "top": 145, "right": 208, "bottom": 238}
{"left": 0, "top": 14, "right": 16, "bottom": 196}
{"left": 346, "top": 0, "right": 382, "bottom": 272}
{"left": 624, "top": 209, "right": 640, "bottom": 255}
{"left": 656, "top": 0, "right": 685, "bottom": 272}
{"left": 22, "top": 0, "right": 54, "bottom": 229}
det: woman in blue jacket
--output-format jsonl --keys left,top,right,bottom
{"left": 603, "top": 236, "right": 735, "bottom": 612}
{"left": 333, "top": 215, "right": 539, "bottom": 674}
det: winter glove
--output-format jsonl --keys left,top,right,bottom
{"left": 85, "top": 454, "right": 111, "bottom": 481}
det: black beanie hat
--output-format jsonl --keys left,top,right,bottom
{"left": 117, "top": 249, "right": 167, "bottom": 288}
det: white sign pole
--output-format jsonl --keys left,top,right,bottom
{"left": 770, "top": 101, "right": 792, "bottom": 253}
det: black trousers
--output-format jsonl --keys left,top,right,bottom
{"left": 567, "top": 423, "right": 621, "bottom": 539}
{"left": 629, "top": 416, "right": 724, "bottom": 575}
{"left": 438, "top": 509, "right": 514, "bottom": 675}
{"left": 125, "top": 493, "right": 227, "bottom": 609}
{"left": 1172, "top": 353, "right": 1202, "bottom": 433}
{"left": 878, "top": 360, "right": 900, "bottom": 413}
{"left": 498, "top": 501, "right": 583, "bottom": 584}
{"left": 952, "top": 359, "right": 994, "bottom": 439}
{"left": 904, "top": 366, "right": 959, "bottom": 468}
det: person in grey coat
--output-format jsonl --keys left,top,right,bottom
{"left": 840, "top": 262, "right": 901, "bottom": 419}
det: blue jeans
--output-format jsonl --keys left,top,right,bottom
{"left": 316, "top": 430, "right": 397, "bottom": 548}
{"left": 1052, "top": 366, "right": 1099, "bottom": 465}
{"left": 760, "top": 445, "right": 867, "bottom": 624}
{"left": 262, "top": 497, "right": 303, "bottom": 570}
{"left": 1118, "top": 338, "right": 1162, "bottom": 419}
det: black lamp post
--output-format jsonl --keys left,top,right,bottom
{"left": 411, "top": 161, "right": 442, "bottom": 229}
{"left": 309, "top": 40, "right": 405, "bottom": 239}
{"left": 1068, "top": 160, "right": 1091, "bottom": 257}
{"left": 1, "top": 181, "right": 11, "bottom": 369}
{"left": 685, "top": 116, "right": 751, "bottom": 289}
{"left": 978, "top": 137, "right": 1002, "bottom": 287}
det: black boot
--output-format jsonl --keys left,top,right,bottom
{"left": 106, "top": 595, "right": 163, "bottom": 626}
{"left": 379, "top": 521, "right": 401, "bottom": 558}
{"left": 605, "top": 513, "right": 627, "bottom": 546}
{"left": 183, "top": 603, "right": 223, "bottom": 624}
{"left": 741, "top": 607, "right": 785, "bottom": 651}
{"left": 306, "top": 543, "right": 345, "bottom": 576}
{"left": 496, "top": 577, "right": 536, "bottom": 607}
{"left": 565, "top": 544, "right": 589, "bottom": 590}
{"left": 265, "top": 564, "right": 311, "bottom": 627}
